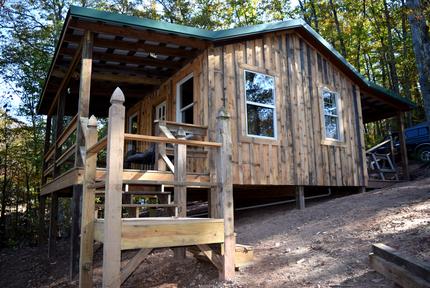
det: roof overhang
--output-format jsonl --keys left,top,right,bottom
{"left": 38, "top": 6, "right": 415, "bottom": 120}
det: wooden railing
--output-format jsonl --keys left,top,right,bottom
{"left": 78, "top": 88, "right": 235, "bottom": 286}
{"left": 153, "top": 120, "right": 209, "bottom": 173}
{"left": 42, "top": 114, "right": 78, "bottom": 183}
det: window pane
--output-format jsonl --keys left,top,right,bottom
{"left": 245, "top": 71, "right": 274, "bottom": 105}
{"left": 182, "top": 107, "right": 193, "bottom": 124}
{"left": 247, "top": 104, "right": 274, "bottom": 137}
{"left": 325, "top": 115, "right": 339, "bottom": 139}
{"left": 323, "top": 91, "right": 337, "bottom": 116}
{"left": 180, "top": 77, "right": 193, "bottom": 108}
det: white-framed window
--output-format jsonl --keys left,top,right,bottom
{"left": 321, "top": 88, "right": 342, "bottom": 141}
{"left": 176, "top": 73, "right": 194, "bottom": 124}
{"left": 244, "top": 70, "right": 276, "bottom": 139}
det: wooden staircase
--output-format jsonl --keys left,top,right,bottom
{"left": 77, "top": 88, "right": 236, "bottom": 287}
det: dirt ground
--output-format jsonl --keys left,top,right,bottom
{"left": 1, "top": 178, "right": 429, "bottom": 288}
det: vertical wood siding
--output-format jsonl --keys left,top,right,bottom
{"left": 207, "top": 32, "right": 366, "bottom": 187}
{"left": 126, "top": 31, "right": 366, "bottom": 187}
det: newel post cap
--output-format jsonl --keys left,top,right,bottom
{"left": 110, "top": 87, "right": 125, "bottom": 104}
{"left": 88, "top": 115, "right": 97, "bottom": 127}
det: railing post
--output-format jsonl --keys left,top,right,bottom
{"left": 154, "top": 121, "right": 167, "bottom": 171}
{"left": 103, "top": 88, "right": 125, "bottom": 288}
{"left": 79, "top": 115, "right": 98, "bottom": 288}
{"left": 215, "top": 108, "right": 235, "bottom": 281}
{"left": 174, "top": 127, "right": 187, "bottom": 260}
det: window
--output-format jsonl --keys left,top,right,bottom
{"left": 176, "top": 74, "right": 194, "bottom": 124}
{"left": 322, "top": 89, "right": 341, "bottom": 141}
{"left": 245, "top": 70, "right": 276, "bottom": 138}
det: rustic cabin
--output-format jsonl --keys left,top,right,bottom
{"left": 37, "top": 6, "right": 414, "bottom": 287}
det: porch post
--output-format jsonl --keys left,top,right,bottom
{"left": 38, "top": 194, "right": 47, "bottom": 245}
{"left": 295, "top": 186, "right": 305, "bottom": 210}
{"left": 79, "top": 116, "right": 98, "bottom": 287}
{"left": 397, "top": 112, "right": 410, "bottom": 180}
{"left": 215, "top": 108, "right": 235, "bottom": 281}
{"left": 103, "top": 88, "right": 125, "bottom": 288}
{"left": 48, "top": 193, "right": 58, "bottom": 258}
{"left": 75, "top": 30, "right": 93, "bottom": 168}
{"left": 173, "top": 127, "right": 187, "bottom": 260}
{"left": 70, "top": 184, "right": 82, "bottom": 280}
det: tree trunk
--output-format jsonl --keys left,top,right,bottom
{"left": 406, "top": 0, "right": 430, "bottom": 122}
{"left": 401, "top": 0, "right": 413, "bottom": 126}
{"left": 329, "top": 0, "right": 347, "bottom": 57}
{"left": 383, "top": 0, "right": 401, "bottom": 95}
{"left": 309, "top": 0, "right": 319, "bottom": 33}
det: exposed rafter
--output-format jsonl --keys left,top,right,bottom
{"left": 69, "top": 18, "right": 208, "bottom": 50}
{"left": 64, "top": 34, "right": 197, "bottom": 59}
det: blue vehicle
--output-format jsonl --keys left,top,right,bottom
{"left": 373, "top": 121, "right": 430, "bottom": 162}
{"left": 404, "top": 121, "right": 430, "bottom": 162}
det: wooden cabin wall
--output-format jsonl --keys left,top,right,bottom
{"left": 207, "top": 32, "right": 367, "bottom": 187}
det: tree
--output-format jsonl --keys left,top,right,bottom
{"left": 406, "top": 0, "right": 430, "bottom": 123}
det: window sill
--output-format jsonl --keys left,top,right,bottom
{"left": 321, "top": 139, "right": 346, "bottom": 147}
{"left": 240, "top": 135, "right": 279, "bottom": 144}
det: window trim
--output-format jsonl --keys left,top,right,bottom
{"left": 320, "top": 87, "right": 344, "bottom": 143}
{"left": 244, "top": 69, "right": 277, "bottom": 140}
{"left": 176, "top": 73, "right": 194, "bottom": 123}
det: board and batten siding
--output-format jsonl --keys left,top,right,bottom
{"left": 206, "top": 31, "right": 367, "bottom": 187}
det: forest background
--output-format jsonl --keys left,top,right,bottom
{"left": 0, "top": 0, "right": 429, "bottom": 247}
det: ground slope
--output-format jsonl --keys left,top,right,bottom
{"left": 1, "top": 178, "right": 429, "bottom": 287}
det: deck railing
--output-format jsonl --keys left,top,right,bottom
{"left": 42, "top": 114, "right": 78, "bottom": 184}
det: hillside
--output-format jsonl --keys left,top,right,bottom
{"left": 1, "top": 178, "right": 429, "bottom": 287}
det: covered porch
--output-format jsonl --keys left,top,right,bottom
{"left": 37, "top": 7, "right": 235, "bottom": 287}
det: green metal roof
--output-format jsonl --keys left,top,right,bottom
{"left": 69, "top": 6, "right": 416, "bottom": 108}
{"left": 39, "top": 6, "right": 414, "bottom": 113}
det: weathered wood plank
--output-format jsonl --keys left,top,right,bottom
{"left": 102, "top": 88, "right": 126, "bottom": 288}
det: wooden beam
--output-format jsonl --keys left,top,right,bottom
{"left": 397, "top": 112, "right": 410, "bottom": 180}
{"left": 295, "top": 186, "right": 305, "bottom": 210}
{"left": 48, "top": 193, "right": 58, "bottom": 258}
{"left": 51, "top": 67, "right": 164, "bottom": 85}
{"left": 174, "top": 128, "right": 187, "bottom": 260}
{"left": 94, "top": 218, "right": 224, "bottom": 250}
{"left": 70, "top": 184, "right": 82, "bottom": 280}
{"left": 369, "top": 243, "right": 430, "bottom": 287}
{"left": 69, "top": 19, "right": 208, "bottom": 50}
{"left": 215, "top": 108, "right": 235, "bottom": 280}
{"left": 60, "top": 48, "right": 183, "bottom": 69}
{"left": 74, "top": 31, "right": 93, "bottom": 168}
{"left": 120, "top": 249, "right": 152, "bottom": 284}
{"left": 64, "top": 34, "right": 197, "bottom": 58}
{"left": 79, "top": 116, "right": 98, "bottom": 288}
{"left": 197, "top": 244, "right": 223, "bottom": 271}
{"left": 102, "top": 88, "right": 126, "bottom": 288}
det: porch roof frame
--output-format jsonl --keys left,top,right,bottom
{"left": 37, "top": 5, "right": 415, "bottom": 121}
